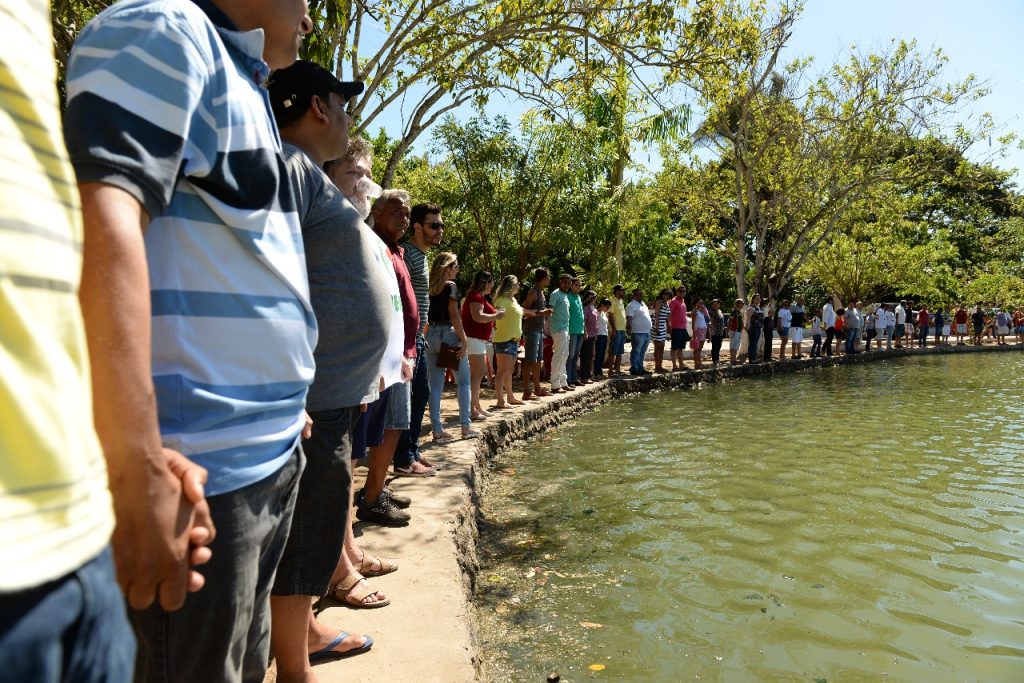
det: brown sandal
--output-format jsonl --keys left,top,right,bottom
{"left": 332, "top": 571, "right": 390, "bottom": 609}
{"left": 357, "top": 553, "right": 398, "bottom": 577}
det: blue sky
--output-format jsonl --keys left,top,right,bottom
{"left": 369, "top": 1, "right": 1023, "bottom": 185}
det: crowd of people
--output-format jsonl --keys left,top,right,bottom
{"left": 5, "top": 2, "right": 1024, "bottom": 683}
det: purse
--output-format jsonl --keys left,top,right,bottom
{"left": 436, "top": 342, "right": 461, "bottom": 370}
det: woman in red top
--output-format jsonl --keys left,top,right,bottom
{"left": 954, "top": 304, "right": 969, "bottom": 345}
{"left": 461, "top": 271, "right": 505, "bottom": 420}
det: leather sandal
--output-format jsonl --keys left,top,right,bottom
{"left": 357, "top": 553, "right": 398, "bottom": 577}
{"left": 333, "top": 571, "right": 390, "bottom": 609}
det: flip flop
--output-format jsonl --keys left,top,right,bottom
{"left": 309, "top": 632, "right": 374, "bottom": 662}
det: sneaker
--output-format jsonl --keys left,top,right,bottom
{"left": 393, "top": 462, "right": 437, "bottom": 477}
{"left": 356, "top": 496, "right": 411, "bottom": 526}
{"left": 381, "top": 486, "right": 411, "bottom": 509}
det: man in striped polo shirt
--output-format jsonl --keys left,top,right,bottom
{"left": 394, "top": 202, "right": 445, "bottom": 470}
{"left": 64, "top": 0, "right": 317, "bottom": 680}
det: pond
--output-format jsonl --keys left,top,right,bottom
{"left": 475, "top": 352, "right": 1024, "bottom": 682}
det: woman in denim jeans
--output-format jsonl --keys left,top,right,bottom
{"left": 425, "top": 252, "right": 476, "bottom": 440}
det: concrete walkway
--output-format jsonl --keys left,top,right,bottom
{"left": 266, "top": 338, "right": 1023, "bottom": 683}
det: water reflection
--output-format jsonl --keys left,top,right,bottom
{"left": 477, "top": 354, "right": 1024, "bottom": 681}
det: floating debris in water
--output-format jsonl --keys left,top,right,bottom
{"left": 588, "top": 663, "right": 606, "bottom": 671}
{"left": 579, "top": 621, "right": 604, "bottom": 629}
{"left": 547, "top": 673, "right": 561, "bottom": 682}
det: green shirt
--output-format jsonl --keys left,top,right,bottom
{"left": 568, "top": 292, "right": 584, "bottom": 334}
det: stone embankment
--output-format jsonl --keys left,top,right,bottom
{"left": 276, "top": 342, "right": 1022, "bottom": 683}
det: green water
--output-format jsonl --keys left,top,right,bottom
{"left": 475, "top": 353, "right": 1024, "bottom": 682}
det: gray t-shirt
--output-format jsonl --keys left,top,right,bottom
{"left": 283, "top": 143, "right": 392, "bottom": 411}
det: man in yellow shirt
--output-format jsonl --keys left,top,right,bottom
{"left": 607, "top": 284, "right": 629, "bottom": 375}
{"left": 0, "top": 3, "right": 211, "bottom": 679}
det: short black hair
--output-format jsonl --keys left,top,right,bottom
{"left": 612, "top": 284, "right": 624, "bottom": 293}
{"left": 411, "top": 203, "right": 442, "bottom": 227}
{"left": 599, "top": 298, "right": 612, "bottom": 307}
{"left": 534, "top": 267, "right": 549, "bottom": 281}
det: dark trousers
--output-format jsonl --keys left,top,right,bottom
{"left": 580, "top": 337, "right": 595, "bottom": 380}
{"left": 710, "top": 334, "right": 723, "bottom": 364}
{"left": 593, "top": 335, "right": 608, "bottom": 376}
{"left": 762, "top": 325, "right": 774, "bottom": 361}
{"left": 824, "top": 326, "right": 835, "bottom": 355}
{"left": 131, "top": 451, "right": 302, "bottom": 683}
{"left": 395, "top": 335, "right": 428, "bottom": 467}
{"left": 747, "top": 326, "right": 761, "bottom": 363}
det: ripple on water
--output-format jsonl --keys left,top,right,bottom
{"left": 477, "top": 353, "right": 1024, "bottom": 682}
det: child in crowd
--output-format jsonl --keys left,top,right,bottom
{"left": 594, "top": 298, "right": 611, "bottom": 378}
{"left": 810, "top": 310, "right": 823, "bottom": 357}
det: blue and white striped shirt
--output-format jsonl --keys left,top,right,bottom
{"left": 65, "top": 0, "right": 317, "bottom": 495}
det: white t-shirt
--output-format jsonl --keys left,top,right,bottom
{"left": 823, "top": 303, "right": 836, "bottom": 327}
{"left": 693, "top": 308, "right": 708, "bottom": 330}
{"left": 626, "top": 299, "right": 653, "bottom": 334}
{"left": 777, "top": 308, "right": 792, "bottom": 328}
{"left": 895, "top": 305, "right": 906, "bottom": 324}
{"left": 371, "top": 233, "right": 404, "bottom": 390}
{"left": 596, "top": 310, "right": 609, "bottom": 336}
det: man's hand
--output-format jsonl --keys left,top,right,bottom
{"left": 163, "top": 450, "right": 216, "bottom": 593}
{"left": 108, "top": 449, "right": 203, "bottom": 611}
{"left": 301, "top": 411, "right": 313, "bottom": 439}
{"left": 401, "top": 357, "right": 415, "bottom": 382}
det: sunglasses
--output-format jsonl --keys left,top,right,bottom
{"left": 424, "top": 222, "right": 445, "bottom": 230}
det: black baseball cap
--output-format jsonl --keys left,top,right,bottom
{"left": 267, "top": 60, "right": 364, "bottom": 127}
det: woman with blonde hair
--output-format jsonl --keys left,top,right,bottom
{"left": 425, "top": 252, "right": 475, "bottom": 440}
{"left": 492, "top": 275, "right": 532, "bottom": 408}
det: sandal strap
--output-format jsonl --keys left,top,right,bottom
{"left": 335, "top": 570, "right": 365, "bottom": 593}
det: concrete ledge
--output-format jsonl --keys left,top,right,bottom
{"left": 290, "top": 342, "right": 1022, "bottom": 683}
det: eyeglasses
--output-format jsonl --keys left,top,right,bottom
{"left": 425, "top": 222, "right": 444, "bottom": 230}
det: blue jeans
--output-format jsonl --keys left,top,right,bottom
{"left": 426, "top": 324, "right": 471, "bottom": 431}
{"left": 593, "top": 334, "right": 608, "bottom": 376}
{"left": 747, "top": 326, "right": 761, "bottom": 363}
{"left": 629, "top": 332, "right": 650, "bottom": 373}
{"left": 566, "top": 332, "right": 584, "bottom": 384}
{"left": 918, "top": 325, "right": 929, "bottom": 346}
{"left": 845, "top": 326, "right": 857, "bottom": 353}
{"left": 395, "top": 335, "right": 429, "bottom": 466}
{"left": 0, "top": 546, "right": 134, "bottom": 683}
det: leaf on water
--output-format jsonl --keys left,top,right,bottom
{"left": 488, "top": 575, "right": 503, "bottom": 583}
{"left": 580, "top": 621, "right": 604, "bottom": 629}
{"left": 536, "top": 577, "right": 548, "bottom": 586}
{"left": 588, "top": 664, "right": 606, "bottom": 671}
{"left": 495, "top": 603, "right": 509, "bottom": 614}
{"left": 525, "top": 569, "right": 536, "bottom": 578}
{"left": 715, "top": 656, "right": 724, "bottom": 661}
{"left": 501, "top": 467, "right": 516, "bottom": 476}
{"left": 544, "top": 554, "right": 554, "bottom": 560}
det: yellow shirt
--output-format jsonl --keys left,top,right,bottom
{"left": 493, "top": 295, "right": 524, "bottom": 342}
{"left": 610, "top": 297, "right": 627, "bottom": 330}
{"left": 0, "top": 1, "right": 113, "bottom": 590}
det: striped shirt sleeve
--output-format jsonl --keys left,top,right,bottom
{"left": 64, "top": 7, "right": 211, "bottom": 217}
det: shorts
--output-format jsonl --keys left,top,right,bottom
{"left": 997, "top": 325, "right": 1010, "bottom": 335}
{"left": 671, "top": 328, "right": 690, "bottom": 349}
{"left": 790, "top": 327, "right": 803, "bottom": 343}
{"left": 273, "top": 407, "right": 358, "bottom": 596}
{"left": 610, "top": 330, "right": 626, "bottom": 355}
{"left": 957, "top": 323, "right": 967, "bottom": 334}
{"left": 690, "top": 328, "right": 707, "bottom": 349}
{"left": 384, "top": 378, "right": 411, "bottom": 430}
{"left": 779, "top": 327, "right": 790, "bottom": 337}
{"left": 352, "top": 386, "right": 392, "bottom": 456}
{"left": 730, "top": 331, "right": 742, "bottom": 347}
{"left": 495, "top": 339, "right": 519, "bottom": 355}
{"left": 895, "top": 323, "right": 905, "bottom": 337}
{"left": 466, "top": 337, "right": 488, "bottom": 355}
{"left": 942, "top": 325, "right": 951, "bottom": 336}
{"left": 524, "top": 330, "right": 544, "bottom": 362}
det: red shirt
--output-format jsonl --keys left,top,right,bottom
{"left": 955, "top": 309, "right": 968, "bottom": 324}
{"left": 461, "top": 291, "right": 495, "bottom": 341}
{"left": 917, "top": 309, "right": 929, "bottom": 326}
{"left": 384, "top": 242, "right": 419, "bottom": 359}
